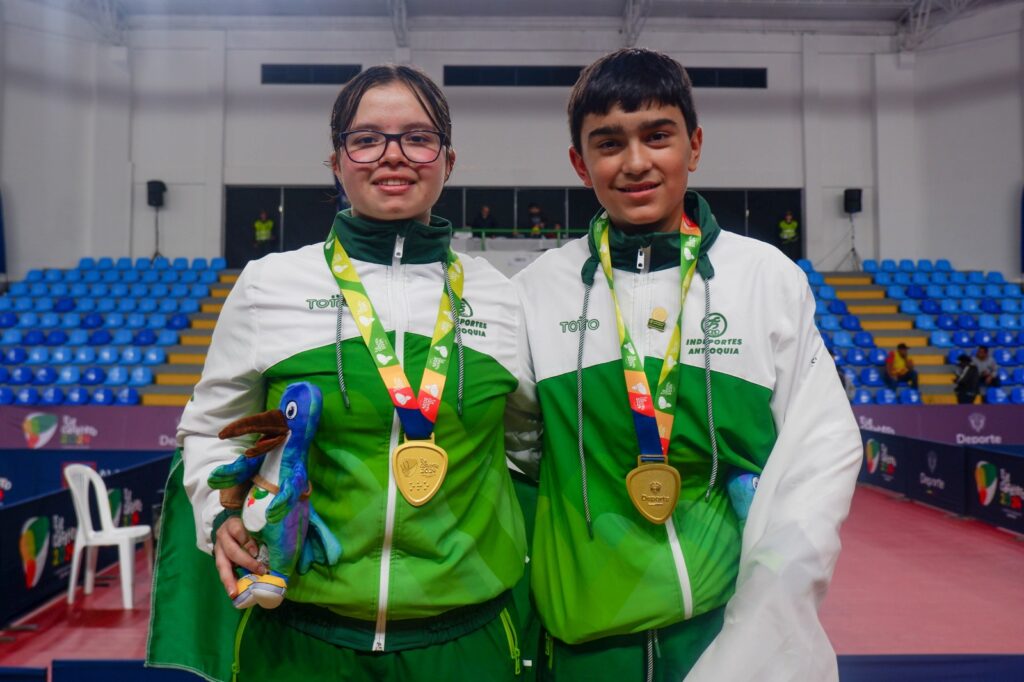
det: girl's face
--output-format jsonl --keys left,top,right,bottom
{"left": 332, "top": 82, "right": 454, "bottom": 225}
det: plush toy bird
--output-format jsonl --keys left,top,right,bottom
{"left": 208, "top": 382, "right": 342, "bottom": 609}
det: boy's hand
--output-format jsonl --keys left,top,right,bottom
{"left": 213, "top": 516, "right": 265, "bottom": 597}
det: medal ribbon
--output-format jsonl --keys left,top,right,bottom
{"left": 324, "top": 228, "right": 463, "bottom": 440}
{"left": 593, "top": 212, "right": 702, "bottom": 461}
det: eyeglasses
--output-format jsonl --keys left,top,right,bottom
{"left": 337, "top": 130, "right": 447, "bottom": 164}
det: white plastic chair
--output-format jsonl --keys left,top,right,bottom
{"left": 64, "top": 464, "right": 153, "bottom": 609}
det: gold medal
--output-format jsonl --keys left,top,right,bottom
{"left": 626, "top": 458, "right": 680, "bottom": 524}
{"left": 393, "top": 435, "right": 448, "bottom": 506}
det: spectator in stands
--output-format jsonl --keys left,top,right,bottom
{"left": 778, "top": 209, "right": 800, "bottom": 259}
{"left": 159, "top": 64, "right": 528, "bottom": 681}
{"left": 884, "top": 342, "right": 918, "bottom": 390}
{"left": 973, "top": 344, "right": 1000, "bottom": 391}
{"left": 468, "top": 203, "right": 498, "bottom": 236}
{"left": 522, "top": 202, "right": 548, "bottom": 237}
{"left": 953, "top": 353, "right": 980, "bottom": 404}
{"left": 252, "top": 209, "right": 275, "bottom": 257}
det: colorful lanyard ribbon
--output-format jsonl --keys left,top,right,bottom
{"left": 323, "top": 229, "right": 463, "bottom": 440}
{"left": 593, "top": 212, "right": 702, "bottom": 461}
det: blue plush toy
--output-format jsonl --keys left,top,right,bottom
{"left": 727, "top": 468, "right": 759, "bottom": 525}
{"left": 208, "top": 382, "right": 342, "bottom": 609}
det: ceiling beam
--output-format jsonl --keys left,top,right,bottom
{"left": 898, "top": 0, "right": 980, "bottom": 50}
{"left": 388, "top": 0, "right": 409, "bottom": 48}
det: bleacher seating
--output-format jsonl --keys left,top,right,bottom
{"left": 0, "top": 256, "right": 225, "bottom": 405}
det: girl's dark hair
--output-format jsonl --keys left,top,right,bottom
{"left": 567, "top": 48, "right": 698, "bottom": 153}
{"left": 330, "top": 64, "right": 452, "bottom": 152}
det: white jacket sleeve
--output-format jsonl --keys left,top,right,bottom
{"left": 504, "top": 277, "right": 543, "bottom": 480}
{"left": 177, "top": 263, "right": 266, "bottom": 553}
{"left": 685, "top": 273, "right": 861, "bottom": 681}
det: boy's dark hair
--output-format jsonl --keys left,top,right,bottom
{"left": 897, "top": 343, "right": 908, "bottom": 351}
{"left": 567, "top": 48, "right": 698, "bottom": 153}
{"left": 330, "top": 64, "right": 452, "bottom": 152}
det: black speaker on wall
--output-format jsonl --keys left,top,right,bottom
{"left": 147, "top": 180, "right": 167, "bottom": 208}
{"left": 843, "top": 188, "right": 862, "bottom": 215}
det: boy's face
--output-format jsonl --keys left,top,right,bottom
{"left": 570, "top": 102, "right": 702, "bottom": 233}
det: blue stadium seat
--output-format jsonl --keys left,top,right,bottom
{"left": 143, "top": 347, "right": 166, "bottom": 365}
{"left": 846, "top": 348, "right": 868, "bottom": 366}
{"left": 999, "top": 368, "right": 1014, "bottom": 386}
{"left": 111, "top": 283, "right": 130, "bottom": 298}
{"left": 126, "top": 313, "right": 146, "bottom": 329}
{"left": 49, "top": 283, "right": 68, "bottom": 297}
{"left": 76, "top": 299, "right": 95, "bottom": 313}
{"left": 34, "top": 297, "right": 54, "bottom": 313}
{"left": 898, "top": 259, "right": 915, "bottom": 272}
{"left": 66, "top": 387, "right": 90, "bottom": 405}
{"left": 0, "top": 298, "right": 10, "bottom": 313}
{"left": 1004, "top": 284, "right": 1023, "bottom": 299}
{"left": 33, "top": 367, "right": 56, "bottom": 385}
{"left": 899, "top": 302, "right": 921, "bottom": 317}
{"left": 1, "top": 328, "right": 21, "bottom": 344}
{"left": 88, "top": 329, "right": 113, "bottom": 346}
{"left": 950, "top": 272, "right": 967, "bottom": 285}
{"left": 95, "top": 298, "right": 116, "bottom": 314}
{"left": 853, "top": 331, "right": 875, "bottom": 348}
{"left": 45, "top": 330, "right": 69, "bottom": 346}
{"left": 986, "top": 272, "right": 1005, "bottom": 284}
{"left": 964, "top": 284, "right": 983, "bottom": 298}
{"left": 152, "top": 256, "right": 170, "bottom": 270}
{"left": 51, "top": 347, "right": 73, "bottom": 364}
{"left": 894, "top": 273, "right": 912, "bottom": 286}
{"left": 931, "top": 272, "right": 949, "bottom": 285}
{"left": 822, "top": 332, "right": 834, "bottom": 353}
{"left": 862, "top": 259, "right": 878, "bottom": 274}
{"left": 89, "top": 283, "right": 109, "bottom": 298}
{"left": 150, "top": 284, "right": 169, "bottom": 299}
{"left": 1015, "top": 368, "right": 1024, "bottom": 386}
{"left": 874, "top": 272, "right": 892, "bottom": 286}
{"left": 147, "top": 314, "right": 167, "bottom": 329}
{"left": 172, "top": 257, "right": 189, "bottom": 271}
{"left": 880, "top": 259, "right": 897, "bottom": 273}
{"left": 74, "top": 347, "right": 96, "bottom": 365}
{"left": 935, "top": 259, "right": 952, "bottom": 271}
{"left": 133, "top": 329, "right": 157, "bottom": 346}
{"left": 930, "top": 331, "right": 953, "bottom": 348}
{"left": 167, "top": 314, "right": 189, "bottom": 330}
{"left": 192, "top": 257, "right": 209, "bottom": 271}
{"left": 818, "top": 315, "right": 840, "bottom": 332}
{"left": 137, "top": 298, "right": 157, "bottom": 313}
{"left": 96, "top": 346, "right": 119, "bottom": 365}
{"left": 986, "top": 387, "right": 1009, "bottom": 404}
{"left": 906, "top": 284, "right": 926, "bottom": 299}
{"left": 44, "top": 269, "right": 61, "bottom": 283}
{"left": 852, "top": 388, "right": 873, "bottom": 404}
{"left": 968, "top": 271, "right": 985, "bottom": 284}
{"left": 103, "top": 313, "right": 125, "bottom": 329}
{"left": 974, "top": 330, "right": 994, "bottom": 347}
{"left": 199, "top": 271, "right": 218, "bottom": 285}
{"left": 875, "top": 388, "right": 897, "bottom": 405}
{"left": 121, "top": 346, "right": 143, "bottom": 364}
{"left": 16, "top": 312, "right": 38, "bottom": 329}
{"left": 983, "top": 284, "right": 1002, "bottom": 298}
{"left": 79, "top": 257, "right": 97, "bottom": 270}
{"left": 179, "top": 299, "right": 200, "bottom": 314}
{"left": 885, "top": 286, "right": 906, "bottom": 300}
{"left": 980, "top": 298, "right": 1001, "bottom": 314}
{"left": 995, "top": 330, "right": 1017, "bottom": 347}
{"left": 210, "top": 257, "right": 227, "bottom": 271}
{"left": 40, "top": 386, "right": 64, "bottom": 406}
{"left": 840, "top": 315, "right": 861, "bottom": 331}
{"left": 26, "top": 347, "right": 49, "bottom": 365}
{"left": 114, "top": 256, "right": 131, "bottom": 270}
{"left": 142, "top": 270, "right": 159, "bottom": 283}
{"left": 29, "top": 283, "right": 47, "bottom": 297}
{"left": 815, "top": 300, "right": 828, "bottom": 316}
{"left": 1011, "top": 388, "right": 1024, "bottom": 405}
{"left": 0, "top": 366, "right": 8, "bottom": 383}
{"left": 129, "top": 283, "right": 147, "bottom": 298}
{"left": 156, "top": 330, "right": 178, "bottom": 346}
{"left": 957, "top": 314, "right": 979, "bottom": 330}
{"left": 160, "top": 270, "right": 179, "bottom": 284}
{"left": 926, "top": 285, "right": 944, "bottom": 299}
{"left": 25, "top": 269, "right": 43, "bottom": 282}
{"left": 101, "top": 270, "right": 120, "bottom": 283}
{"left": 128, "top": 366, "right": 153, "bottom": 387}
{"left": 869, "top": 348, "right": 887, "bottom": 365}
{"left": 898, "top": 388, "right": 921, "bottom": 405}
{"left": 67, "top": 329, "right": 89, "bottom": 346}
{"left": 936, "top": 314, "right": 957, "bottom": 331}
{"left": 56, "top": 295, "right": 79, "bottom": 312}
{"left": 82, "top": 270, "right": 101, "bottom": 283}
{"left": 135, "top": 257, "right": 152, "bottom": 270}
{"left": 170, "top": 283, "right": 190, "bottom": 298}
{"left": 80, "top": 366, "right": 106, "bottom": 386}
{"left": 105, "top": 367, "right": 129, "bottom": 387}
{"left": 999, "top": 314, "right": 1020, "bottom": 330}
{"left": 945, "top": 349, "right": 962, "bottom": 365}
{"left": 807, "top": 272, "right": 824, "bottom": 286}
{"left": 911, "top": 272, "right": 929, "bottom": 285}
{"left": 80, "top": 312, "right": 103, "bottom": 330}
{"left": 13, "top": 298, "right": 31, "bottom": 312}
{"left": 22, "top": 329, "right": 44, "bottom": 346}
{"left": 860, "top": 367, "right": 884, "bottom": 387}
{"left": 16, "top": 387, "right": 41, "bottom": 406}
{"left": 9, "top": 366, "right": 33, "bottom": 385}
{"left": 796, "top": 259, "right": 814, "bottom": 273}
{"left": 116, "top": 387, "right": 140, "bottom": 405}
{"left": 952, "top": 331, "right": 974, "bottom": 348}
{"left": 95, "top": 257, "right": 114, "bottom": 270}
{"left": 978, "top": 315, "right": 999, "bottom": 330}
{"left": 818, "top": 286, "right": 837, "bottom": 301}
{"left": 960, "top": 298, "right": 979, "bottom": 314}
{"left": 4, "top": 347, "right": 27, "bottom": 364}
{"left": 916, "top": 260, "right": 933, "bottom": 272}
{"left": 118, "top": 298, "right": 138, "bottom": 313}
{"left": 110, "top": 329, "right": 133, "bottom": 346}
{"left": 0, "top": 386, "right": 13, "bottom": 405}
{"left": 940, "top": 299, "right": 959, "bottom": 314}
{"left": 828, "top": 300, "right": 848, "bottom": 315}
{"left": 8, "top": 282, "right": 27, "bottom": 296}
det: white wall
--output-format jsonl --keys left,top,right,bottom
{"left": 2, "top": 3, "right": 1022, "bottom": 276}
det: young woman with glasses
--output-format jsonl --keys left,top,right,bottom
{"left": 175, "top": 65, "right": 528, "bottom": 680}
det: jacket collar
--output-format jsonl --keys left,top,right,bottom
{"left": 582, "top": 190, "right": 721, "bottom": 284}
{"left": 329, "top": 209, "right": 452, "bottom": 265}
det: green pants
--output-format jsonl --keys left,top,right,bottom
{"left": 236, "top": 603, "right": 523, "bottom": 681}
{"left": 510, "top": 472, "right": 540, "bottom": 679}
{"left": 538, "top": 606, "right": 725, "bottom": 682}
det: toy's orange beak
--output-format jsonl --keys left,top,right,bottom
{"left": 219, "top": 410, "right": 288, "bottom": 458}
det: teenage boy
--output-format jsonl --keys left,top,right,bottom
{"left": 507, "top": 48, "right": 861, "bottom": 681}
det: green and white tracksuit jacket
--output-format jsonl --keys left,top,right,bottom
{"left": 179, "top": 212, "right": 527, "bottom": 651}
{"left": 507, "top": 192, "right": 861, "bottom": 680}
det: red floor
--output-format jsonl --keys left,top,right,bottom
{"left": 2, "top": 485, "right": 1022, "bottom": 672}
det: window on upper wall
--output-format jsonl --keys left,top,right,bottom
{"left": 261, "top": 64, "right": 361, "bottom": 85}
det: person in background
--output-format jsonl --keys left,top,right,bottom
{"left": 469, "top": 203, "right": 498, "bottom": 237}
{"left": 973, "top": 345, "right": 1000, "bottom": 392}
{"left": 523, "top": 203, "right": 548, "bottom": 238}
{"left": 884, "top": 343, "right": 918, "bottom": 390}
{"left": 953, "top": 353, "right": 980, "bottom": 404}
{"left": 253, "top": 209, "right": 275, "bottom": 257}
{"left": 778, "top": 210, "right": 798, "bottom": 245}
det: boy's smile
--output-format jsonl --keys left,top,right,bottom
{"left": 570, "top": 102, "right": 702, "bottom": 234}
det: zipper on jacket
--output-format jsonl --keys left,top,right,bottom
{"left": 372, "top": 247, "right": 406, "bottom": 651}
{"left": 664, "top": 517, "right": 694, "bottom": 620}
{"left": 636, "top": 246, "right": 651, "bottom": 274}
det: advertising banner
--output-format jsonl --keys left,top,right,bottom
{"left": 0, "top": 407, "right": 181, "bottom": 452}
{"left": 859, "top": 431, "right": 909, "bottom": 495}
{"left": 854, "top": 405, "right": 1024, "bottom": 446}
{"left": 966, "top": 447, "right": 1024, "bottom": 535}
{"left": 904, "top": 440, "right": 967, "bottom": 515}
{"left": 0, "top": 456, "right": 171, "bottom": 625}
{"left": 0, "top": 450, "right": 169, "bottom": 507}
